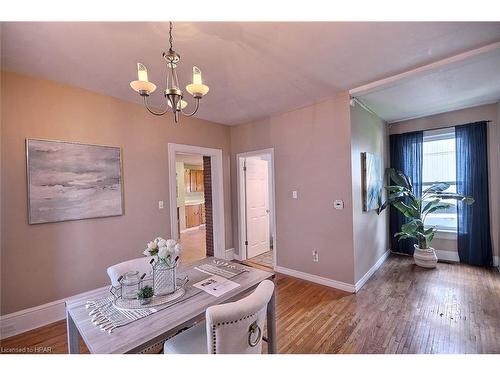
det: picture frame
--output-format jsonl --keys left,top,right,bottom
{"left": 26, "top": 138, "right": 124, "bottom": 224}
{"left": 361, "top": 152, "right": 382, "bottom": 212}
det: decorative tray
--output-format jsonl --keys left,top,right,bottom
{"left": 112, "top": 287, "right": 186, "bottom": 310}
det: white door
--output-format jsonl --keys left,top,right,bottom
{"left": 245, "top": 157, "right": 270, "bottom": 258}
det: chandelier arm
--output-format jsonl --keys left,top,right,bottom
{"left": 180, "top": 98, "right": 201, "bottom": 117}
{"left": 143, "top": 96, "right": 170, "bottom": 116}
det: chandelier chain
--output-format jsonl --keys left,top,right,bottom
{"left": 169, "top": 21, "right": 174, "bottom": 51}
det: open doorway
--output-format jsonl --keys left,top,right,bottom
{"left": 175, "top": 153, "right": 210, "bottom": 264}
{"left": 168, "top": 143, "right": 226, "bottom": 263}
{"left": 237, "top": 149, "right": 276, "bottom": 270}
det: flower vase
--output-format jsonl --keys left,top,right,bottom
{"left": 153, "top": 259, "right": 176, "bottom": 295}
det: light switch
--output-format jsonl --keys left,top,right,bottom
{"left": 292, "top": 190, "right": 298, "bottom": 199}
{"left": 158, "top": 200, "right": 164, "bottom": 209}
{"left": 334, "top": 200, "right": 344, "bottom": 210}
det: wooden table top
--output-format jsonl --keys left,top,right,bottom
{"left": 65, "top": 257, "right": 274, "bottom": 353}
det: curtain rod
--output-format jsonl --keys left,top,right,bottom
{"left": 389, "top": 120, "right": 491, "bottom": 134}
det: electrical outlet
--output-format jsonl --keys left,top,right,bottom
{"left": 334, "top": 199, "right": 344, "bottom": 210}
{"left": 312, "top": 250, "right": 319, "bottom": 263}
{"left": 292, "top": 190, "right": 298, "bottom": 199}
{"left": 158, "top": 200, "right": 164, "bottom": 209}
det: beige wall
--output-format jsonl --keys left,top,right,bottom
{"left": 350, "top": 102, "right": 389, "bottom": 283}
{"left": 389, "top": 103, "right": 499, "bottom": 259}
{"left": 230, "top": 93, "right": 356, "bottom": 284}
{"left": 1, "top": 71, "right": 233, "bottom": 314}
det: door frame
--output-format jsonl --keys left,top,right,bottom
{"left": 236, "top": 148, "right": 277, "bottom": 268}
{"left": 167, "top": 143, "right": 225, "bottom": 260}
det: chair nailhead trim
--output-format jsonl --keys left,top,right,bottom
{"left": 211, "top": 312, "right": 258, "bottom": 354}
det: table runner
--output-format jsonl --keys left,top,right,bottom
{"left": 86, "top": 260, "right": 248, "bottom": 333}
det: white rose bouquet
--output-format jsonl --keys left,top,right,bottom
{"left": 143, "top": 237, "right": 182, "bottom": 266}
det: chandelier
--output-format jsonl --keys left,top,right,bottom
{"left": 130, "top": 22, "right": 210, "bottom": 123}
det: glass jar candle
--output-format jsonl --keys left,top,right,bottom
{"left": 121, "top": 271, "right": 140, "bottom": 299}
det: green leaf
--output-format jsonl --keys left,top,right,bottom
{"left": 385, "top": 185, "right": 407, "bottom": 193}
{"left": 429, "top": 193, "right": 474, "bottom": 204}
{"left": 425, "top": 203, "right": 451, "bottom": 215}
{"left": 388, "top": 168, "right": 410, "bottom": 189}
{"left": 394, "top": 232, "right": 415, "bottom": 240}
{"left": 422, "top": 199, "right": 440, "bottom": 214}
{"left": 423, "top": 182, "right": 450, "bottom": 194}
{"left": 424, "top": 227, "right": 434, "bottom": 235}
{"left": 393, "top": 201, "right": 417, "bottom": 219}
{"left": 401, "top": 221, "right": 418, "bottom": 234}
{"left": 426, "top": 231, "right": 435, "bottom": 244}
{"left": 377, "top": 201, "right": 388, "bottom": 214}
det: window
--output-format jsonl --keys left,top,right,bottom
{"left": 422, "top": 128, "right": 457, "bottom": 232}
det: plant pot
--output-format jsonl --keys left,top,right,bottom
{"left": 413, "top": 245, "right": 438, "bottom": 268}
{"left": 140, "top": 297, "right": 152, "bottom": 305}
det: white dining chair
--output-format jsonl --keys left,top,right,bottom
{"left": 164, "top": 279, "right": 275, "bottom": 354}
{"left": 106, "top": 256, "right": 154, "bottom": 286}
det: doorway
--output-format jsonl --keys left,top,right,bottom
{"left": 175, "top": 153, "right": 209, "bottom": 264}
{"left": 168, "top": 143, "right": 225, "bottom": 262}
{"left": 237, "top": 149, "right": 276, "bottom": 269}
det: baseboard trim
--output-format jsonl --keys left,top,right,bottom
{"left": 354, "top": 250, "right": 390, "bottom": 292}
{"left": 224, "top": 248, "right": 235, "bottom": 260}
{"left": 435, "top": 249, "right": 460, "bottom": 263}
{"left": 0, "top": 287, "right": 104, "bottom": 340}
{"left": 274, "top": 266, "right": 355, "bottom": 293}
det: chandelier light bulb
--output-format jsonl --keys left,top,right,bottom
{"left": 137, "top": 63, "right": 149, "bottom": 82}
{"left": 193, "top": 66, "right": 202, "bottom": 85}
{"left": 168, "top": 99, "right": 188, "bottom": 110}
{"left": 186, "top": 66, "right": 209, "bottom": 98}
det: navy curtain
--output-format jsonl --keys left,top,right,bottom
{"left": 455, "top": 121, "right": 492, "bottom": 267}
{"left": 389, "top": 131, "right": 423, "bottom": 255}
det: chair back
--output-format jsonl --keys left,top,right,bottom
{"left": 106, "top": 256, "right": 154, "bottom": 287}
{"left": 205, "top": 279, "right": 275, "bottom": 354}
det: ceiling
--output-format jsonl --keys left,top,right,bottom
{"left": 2, "top": 22, "right": 500, "bottom": 125}
{"left": 351, "top": 42, "right": 500, "bottom": 122}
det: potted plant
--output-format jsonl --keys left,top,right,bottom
{"left": 378, "top": 168, "right": 474, "bottom": 268}
{"left": 137, "top": 285, "right": 154, "bottom": 305}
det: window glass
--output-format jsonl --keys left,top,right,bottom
{"left": 422, "top": 128, "right": 457, "bottom": 232}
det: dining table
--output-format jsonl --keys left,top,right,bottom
{"left": 65, "top": 257, "right": 276, "bottom": 354}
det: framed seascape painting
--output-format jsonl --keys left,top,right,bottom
{"left": 26, "top": 139, "right": 124, "bottom": 224}
{"left": 361, "top": 152, "right": 382, "bottom": 212}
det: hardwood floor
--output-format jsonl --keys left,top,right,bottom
{"left": 1, "top": 255, "right": 498, "bottom": 354}
{"left": 247, "top": 251, "right": 273, "bottom": 269}
{"left": 179, "top": 227, "right": 207, "bottom": 265}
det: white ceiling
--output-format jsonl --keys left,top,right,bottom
{"left": 2, "top": 22, "right": 500, "bottom": 125}
{"left": 351, "top": 42, "right": 500, "bottom": 123}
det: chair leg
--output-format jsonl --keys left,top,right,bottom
{"left": 266, "top": 287, "right": 277, "bottom": 353}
